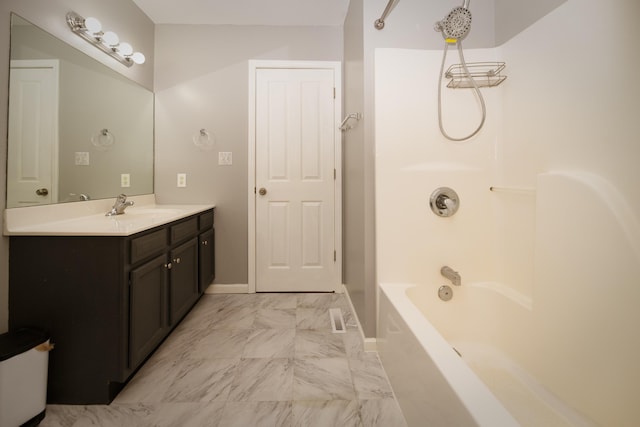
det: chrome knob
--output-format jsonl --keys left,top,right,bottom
{"left": 259, "top": 188, "right": 267, "bottom": 196}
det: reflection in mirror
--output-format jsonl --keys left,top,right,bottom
{"left": 7, "top": 14, "right": 153, "bottom": 208}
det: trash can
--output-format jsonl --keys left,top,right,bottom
{"left": 0, "top": 329, "right": 52, "bottom": 427}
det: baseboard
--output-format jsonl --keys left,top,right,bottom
{"left": 205, "top": 284, "right": 249, "bottom": 294}
{"left": 363, "top": 337, "right": 378, "bottom": 352}
{"left": 341, "top": 284, "right": 377, "bottom": 352}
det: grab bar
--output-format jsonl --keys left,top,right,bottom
{"left": 374, "top": 0, "right": 400, "bottom": 30}
{"left": 339, "top": 113, "right": 362, "bottom": 131}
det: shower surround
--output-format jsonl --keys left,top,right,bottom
{"left": 374, "top": 1, "right": 640, "bottom": 425}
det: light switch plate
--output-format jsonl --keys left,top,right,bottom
{"left": 177, "top": 173, "right": 187, "bottom": 187}
{"left": 75, "top": 152, "right": 90, "bottom": 166}
{"left": 120, "top": 173, "right": 130, "bottom": 188}
{"left": 218, "top": 152, "right": 232, "bottom": 166}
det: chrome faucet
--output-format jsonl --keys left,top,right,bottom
{"left": 441, "top": 266, "right": 461, "bottom": 286}
{"left": 106, "top": 194, "right": 134, "bottom": 216}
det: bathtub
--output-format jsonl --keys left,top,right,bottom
{"left": 378, "top": 282, "right": 595, "bottom": 427}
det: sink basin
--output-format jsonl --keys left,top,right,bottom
{"left": 125, "top": 208, "right": 184, "bottom": 216}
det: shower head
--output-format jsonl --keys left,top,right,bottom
{"left": 435, "top": 2, "right": 472, "bottom": 42}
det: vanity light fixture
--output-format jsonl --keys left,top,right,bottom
{"left": 66, "top": 11, "right": 145, "bottom": 67}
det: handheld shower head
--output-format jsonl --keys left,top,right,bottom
{"left": 438, "top": 6, "right": 472, "bottom": 41}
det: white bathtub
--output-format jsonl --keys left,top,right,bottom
{"left": 378, "top": 282, "right": 596, "bottom": 427}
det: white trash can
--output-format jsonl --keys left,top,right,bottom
{"left": 0, "top": 329, "right": 51, "bottom": 427}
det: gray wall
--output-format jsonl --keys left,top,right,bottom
{"left": 0, "top": 0, "right": 154, "bottom": 333}
{"left": 153, "top": 24, "right": 343, "bottom": 284}
{"left": 495, "top": 0, "right": 567, "bottom": 45}
{"left": 343, "top": 0, "right": 368, "bottom": 334}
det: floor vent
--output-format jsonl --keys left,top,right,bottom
{"left": 329, "top": 308, "right": 346, "bottom": 333}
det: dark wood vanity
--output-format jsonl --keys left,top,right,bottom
{"left": 8, "top": 208, "right": 215, "bottom": 404}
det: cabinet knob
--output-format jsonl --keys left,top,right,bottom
{"left": 173, "top": 257, "right": 181, "bottom": 264}
{"left": 202, "top": 240, "right": 208, "bottom": 246}
{"left": 35, "top": 188, "right": 49, "bottom": 196}
{"left": 164, "top": 262, "right": 172, "bottom": 270}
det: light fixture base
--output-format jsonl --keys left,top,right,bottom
{"left": 66, "top": 12, "right": 138, "bottom": 68}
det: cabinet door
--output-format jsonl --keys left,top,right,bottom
{"left": 129, "top": 254, "right": 168, "bottom": 369}
{"left": 169, "top": 238, "right": 199, "bottom": 325}
{"left": 199, "top": 228, "right": 215, "bottom": 293}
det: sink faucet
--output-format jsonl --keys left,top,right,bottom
{"left": 441, "top": 266, "right": 461, "bottom": 286}
{"left": 106, "top": 194, "right": 134, "bottom": 216}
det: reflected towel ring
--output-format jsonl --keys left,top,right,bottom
{"left": 91, "top": 128, "right": 115, "bottom": 151}
{"left": 193, "top": 128, "right": 215, "bottom": 151}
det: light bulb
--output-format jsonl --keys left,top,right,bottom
{"left": 84, "top": 17, "right": 102, "bottom": 33}
{"left": 118, "top": 42, "right": 133, "bottom": 56}
{"left": 131, "top": 52, "right": 145, "bottom": 65}
{"left": 102, "top": 31, "right": 119, "bottom": 46}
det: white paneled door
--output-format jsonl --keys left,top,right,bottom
{"left": 254, "top": 66, "right": 340, "bottom": 292}
{"left": 7, "top": 60, "right": 59, "bottom": 207}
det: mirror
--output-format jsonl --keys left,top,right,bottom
{"left": 6, "top": 14, "right": 153, "bottom": 208}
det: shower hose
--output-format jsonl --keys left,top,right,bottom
{"left": 437, "top": 41, "right": 486, "bottom": 142}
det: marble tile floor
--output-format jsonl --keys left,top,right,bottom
{"left": 42, "top": 293, "right": 407, "bottom": 427}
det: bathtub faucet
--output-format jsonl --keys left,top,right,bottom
{"left": 441, "top": 266, "right": 461, "bottom": 286}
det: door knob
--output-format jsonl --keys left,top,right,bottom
{"left": 258, "top": 188, "right": 267, "bottom": 196}
{"left": 35, "top": 188, "right": 49, "bottom": 196}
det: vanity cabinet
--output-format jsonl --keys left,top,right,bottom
{"left": 8, "top": 208, "right": 214, "bottom": 404}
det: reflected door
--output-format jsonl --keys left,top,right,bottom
{"left": 7, "top": 60, "right": 59, "bottom": 207}
{"left": 255, "top": 68, "right": 338, "bottom": 292}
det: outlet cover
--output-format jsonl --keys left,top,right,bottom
{"left": 177, "top": 173, "right": 187, "bottom": 187}
{"left": 75, "top": 152, "right": 90, "bottom": 166}
{"left": 218, "top": 152, "right": 232, "bottom": 166}
{"left": 121, "top": 173, "right": 130, "bottom": 188}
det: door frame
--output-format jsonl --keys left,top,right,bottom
{"left": 248, "top": 60, "right": 342, "bottom": 294}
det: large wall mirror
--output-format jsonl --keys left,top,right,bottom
{"left": 6, "top": 14, "right": 153, "bottom": 208}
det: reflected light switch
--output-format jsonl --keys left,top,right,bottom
{"left": 75, "top": 152, "right": 90, "bottom": 166}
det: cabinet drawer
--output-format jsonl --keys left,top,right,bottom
{"left": 171, "top": 217, "right": 198, "bottom": 244}
{"left": 130, "top": 229, "right": 167, "bottom": 264}
{"left": 199, "top": 210, "right": 214, "bottom": 231}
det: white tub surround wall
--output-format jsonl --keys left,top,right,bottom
{"left": 374, "top": 1, "right": 640, "bottom": 425}
{"left": 4, "top": 195, "right": 214, "bottom": 236}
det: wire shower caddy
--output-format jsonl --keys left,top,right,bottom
{"left": 445, "top": 61, "right": 506, "bottom": 88}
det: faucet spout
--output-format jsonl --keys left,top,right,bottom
{"left": 441, "top": 266, "right": 461, "bottom": 286}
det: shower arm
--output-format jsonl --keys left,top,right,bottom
{"left": 374, "top": 0, "right": 400, "bottom": 30}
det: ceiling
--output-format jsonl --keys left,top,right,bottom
{"left": 132, "top": 0, "right": 351, "bottom": 26}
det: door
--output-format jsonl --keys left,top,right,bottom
{"left": 169, "top": 238, "right": 199, "bottom": 325}
{"left": 253, "top": 65, "right": 341, "bottom": 292}
{"left": 129, "top": 254, "right": 168, "bottom": 369}
{"left": 7, "top": 60, "right": 59, "bottom": 207}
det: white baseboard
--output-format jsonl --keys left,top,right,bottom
{"left": 205, "top": 284, "right": 249, "bottom": 294}
{"left": 363, "top": 337, "right": 378, "bottom": 352}
{"left": 341, "top": 284, "right": 377, "bottom": 352}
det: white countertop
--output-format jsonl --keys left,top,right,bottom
{"left": 3, "top": 195, "right": 215, "bottom": 236}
